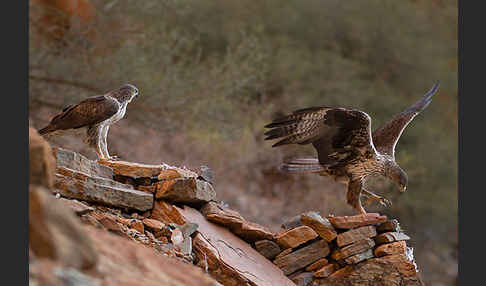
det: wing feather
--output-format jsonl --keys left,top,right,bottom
{"left": 264, "top": 107, "right": 377, "bottom": 165}
{"left": 40, "top": 95, "right": 119, "bottom": 134}
{"left": 372, "top": 81, "right": 439, "bottom": 157}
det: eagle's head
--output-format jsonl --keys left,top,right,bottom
{"left": 386, "top": 162, "right": 408, "bottom": 193}
{"left": 111, "top": 84, "right": 139, "bottom": 103}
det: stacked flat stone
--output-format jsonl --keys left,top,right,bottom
{"left": 258, "top": 212, "right": 414, "bottom": 286}
{"left": 51, "top": 147, "right": 421, "bottom": 286}
{"left": 52, "top": 148, "right": 218, "bottom": 262}
{"left": 98, "top": 156, "right": 216, "bottom": 208}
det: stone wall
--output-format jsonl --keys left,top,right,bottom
{"left": 29, "top": 127, "right": 425, "bottom": 286}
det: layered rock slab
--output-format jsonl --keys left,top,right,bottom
{"left": 200, "top": 201, "right": 273, "bottom": 243}
{"left": 55, "top": 173, "right": 153, "bottom": 211}
{"left": 275, "top": 226, "right": 318, "bottom": 249}
{"left": 300, "top": 212, "right": 337, "bottom": 242}
{"left": 30, "top": 127, "right": 56, "bottom": 188}
{"left": 155, "top": 177, "right": 216, "bottom": 206}
{"left": 274, "top": 240, "right": 331, "bottom": 275}
{"left": 54, "top": 148, "right": 113, "bottom": 179}
{"left": 178, "top": 205, "right": 295, "bottom": 286}
{"left": 328, "top": 213, "right": 387, "bottom": 229}
{"left": 311, "top": 254, "right": 423, "bottom": 286}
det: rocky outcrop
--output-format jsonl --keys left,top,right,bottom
{"left": 30, "top": 127, "right": 56, "bottom": 188}
{"left": 29, "top": 126, "right": 426, "bottom": 286}
{"left": 29, "top": 128, "right": 220, "bottom": 286}
{"left": 29, "top": 185, "right": 98, "bottom": 270}
{"left": 269, "top": 212, "right": 422, "bottom": 286}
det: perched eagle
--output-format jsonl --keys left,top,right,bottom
{"left": 39, "top": 84, "right": 139, "bottom": 160}
{"left": 264, "top": 82, "right": 440, "bottom": 214}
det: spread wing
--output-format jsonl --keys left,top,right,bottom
{"left": 372, "top": 81, "right": 440, "bottom": 158}
{"left": 264, "top": 107, "right": 377, "bottom": 167}
{"left": 39, "top": 95, "right": 119, "bottom": 134}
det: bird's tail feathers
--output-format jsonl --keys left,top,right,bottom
{"left": 264, "top": 108, "right": 327, "bottom": 147}
{"left": 280, "top": 157, "right": 326, "bottom": 173}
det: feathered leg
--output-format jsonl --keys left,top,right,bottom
{"left": 347, "top": 179, "right": 366, "bottom": 214}
{"left": 86, "top": 124, "right": 106, "bottom": 160}
{"left": 100, "top": 125, "right": 110, "bottom": 159}
{"left": 361, "top": 189, "right": 392, "bottom": 207}
{"left": 100, "top": 125, "right": 119, "bottom": 160}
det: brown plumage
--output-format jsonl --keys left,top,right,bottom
{"left": 264, "top": 81, "right": 440, "bottom": 214}
{"left": 39, "top": 84, "right": 139, "bottom": 160}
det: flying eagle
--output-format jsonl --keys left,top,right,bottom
{"left": 264, "top": 82, "right": 440, "bottom": 214}
{"left": 39, "top": 84, "right": 139, "bottom": 160}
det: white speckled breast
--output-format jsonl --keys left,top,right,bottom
{"left": 104, "top": 100, "right": 128, "bottom": 126}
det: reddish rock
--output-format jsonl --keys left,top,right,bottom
{"left": 375, "top": 232, "right": 410, "bottom": 245}
{"left": 328, "top": 213, "right": 387, "bottom": 229}
{"left": 331, "top": 238, "right": 375, "bottom": 260}
{"left": 376, "top": 219, "right": 401, "bottom": 233}
{"left": 149, "top": 200, "right": 187, "bottom": 225}
{"left": 154, "top": 227, "right": 173, "bottom": 239}
{"left": 312, "top": 265, "right": 354, "bottom": 285}
{"left": 143, "top": 218, "right": 166, "bottom": 231}
{"left": 80, "top": 214, "right": 104, "bottom": 228}
{"left": 290, "top": 272, "right": 314, "bottom": 286}
{"left": 379, "top": 254, "right": 418, "bottom": 277}
{"left": 255, "top": 240, "right": 281, "bottom": 260}
{"left": 136, "top": 184, "right": 157, "bottom": 193}
{"left": 158, "top": 169, "right": 182, "bottom": 180}
{"left": 94, "top": 213, "right": 123, "bottom": 234}
{"left": 301, "top": 212, "right": 337, "bottom": 242}
{"left": 29, "top": 127, "right": 56, "bottom": 188}
{"left": 179, "top": 206, "right": 295, "bottom": 286}
{"left": 155, "top": 177, "right": 216, "bottom": 206}
{"left": 99, "top": 160, "right": 164, "bottom": 178}
{"left": 344, "top": 249, "right": 374, "bottom": 264}
{"left": 314, "top": 263, "right": 337, "bottom": 278}
{"left": 200, "top": 202, "right": 273, "bottom": 243}
{"left": 305, "top": 258, "right": 329, "bottom": 271}
{"left": 58, "top": 198, "right": 94, "bottom": 216}
{"left": 311, "top": 254, "right": 423, "bottom": 286}
{"left": 200, "top": 201, "right": 244, "bottom": 229}
{"left": 117, "top": 217, "right": 132, "bottom": 226}
{"left": 130, "top": 220, "right": 145, "bottom": 234}
{"left": 275, "top": 226, "right": 318, "bottom": 249}
{"left": 275, "top": 248, "right": 294, "bottom": 260}
{"left": 232, "top": 220, "right": 274, "bottom": 243}
{"left": 99, "top": 160, "right": 199, "bottom": 180}
{"left": 336, "top": 226, "right": 377, "bottom": 247}
{"left": 29, "top": 262, "right": 102, "bottom": 286}
{"left": 374, "top": 241, "right": 407, "bottom": 257}
{"left": 83, "top": 225, "right": 217, "bottom": 285}
{"left": 274, "top": 239, "right": 330, "bottom": 275}
{"left": 29, "top": 186, "right": 98, "bottom": 270}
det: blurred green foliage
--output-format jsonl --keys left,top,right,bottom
{"left": 29, "top": 0, "right": 457, "bottom": 284}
